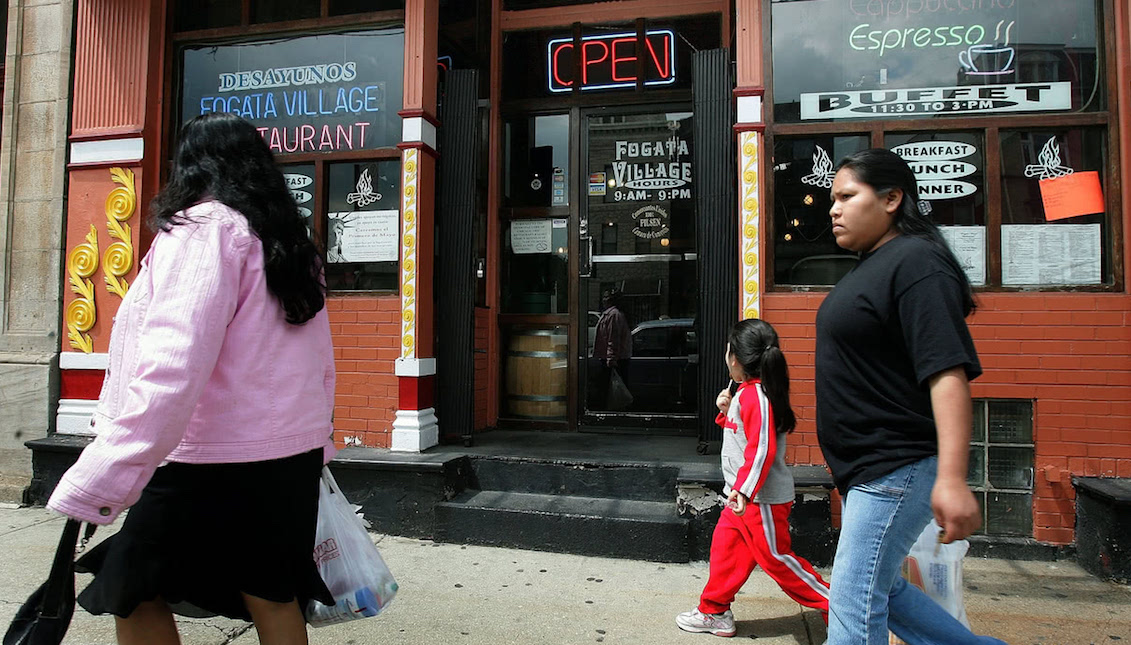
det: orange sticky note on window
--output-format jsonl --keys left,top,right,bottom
{"left": 1039, "top": 171, "right": 1105, "bottom": 221}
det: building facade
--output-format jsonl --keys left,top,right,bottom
{"left": 2, "top": 0, "right": 1129, "bottom": 550}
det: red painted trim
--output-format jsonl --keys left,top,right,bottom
{"left": 60, "top": 369, "right": 105, "bottom": 400}
{"left": 398, "top": 108, "right": 442, "bottom": 128}
{"left": 68, "top": 130, "right": 145, "bottom": 142}
{"left": 397, "top": 374, "right": 435, "bottom": 410}
{"left": 396, "top": 141, "right": 440, "bottom": 159}
{"left": 733, "top": 123, "right": 766, "bottom": 133}
{"left": 733, "top": 87, "right": 765, "bottom": 97}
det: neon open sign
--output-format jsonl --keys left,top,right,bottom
{"left": 546, "top": 29, "right": 676, "bottom": 93}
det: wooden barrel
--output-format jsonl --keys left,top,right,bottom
{"left": 505, "top": 329, "right": 568, "bottom": 420}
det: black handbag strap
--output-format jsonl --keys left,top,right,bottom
{"left": 39, "top": 521, "right": 94, "bottom": 614}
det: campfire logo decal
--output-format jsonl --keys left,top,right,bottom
{"left": 347, "top": 168, "right": 382, "bottom": 208}
{"left": 1024, "top": 138, "right": 1074, "bottom": 180}
{"left": 801, "top": 145, "right": 836, "bottom": 189}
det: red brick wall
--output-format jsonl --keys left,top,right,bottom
{"left": 763, "top": 292, "right": 1131, "bottom": 545}
{"left": 327, "top": 295, "right": 402, "bottom": 448}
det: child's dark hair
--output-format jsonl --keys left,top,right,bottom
{"left": 835, "top": 148, "right": 975, "bottom": 316}
{"left": 728, "top": 318, "right": 796, "bottom": 433}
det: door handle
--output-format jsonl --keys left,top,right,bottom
{"left": 580, "top": 235, "right": 593, "bottom": 277}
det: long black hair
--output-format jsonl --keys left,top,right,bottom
{"left": 835, "top": 148, "right": 975, "bottom": 316}
{"left": 151, "top": 112, "right": 325, "bottom": 324}
{"left": 728, "top": 319, "right": 796, "bottom": 433}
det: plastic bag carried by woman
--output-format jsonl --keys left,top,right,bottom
{"left": 306, "top": 468, "right": 398, "bottom": 627}
{"left": 890, "top": 519, "right": 971, "bottom": 644}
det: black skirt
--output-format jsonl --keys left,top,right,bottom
{"left": 75, "top": 448, "right": 334, "bottom": 621}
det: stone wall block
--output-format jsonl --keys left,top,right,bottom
{"left": 14, "top": 99, "right": 54, "bottom": 153}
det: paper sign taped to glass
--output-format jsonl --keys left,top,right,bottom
{"left": 326, "top": 210, "right": 399, "bottom": 263}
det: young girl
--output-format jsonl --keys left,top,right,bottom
{"left": 676, "top": 319, "right": 830, "bottom": 637}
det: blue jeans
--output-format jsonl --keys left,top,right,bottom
{"left": 826, "top": 456, "right": 1007, "bottom": 645}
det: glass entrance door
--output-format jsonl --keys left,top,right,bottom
{"left": 579, "top": 110, "right": 698, "bottom": 431}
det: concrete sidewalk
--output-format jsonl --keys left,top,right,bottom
{"left": 1, "top": 506, "right": 1128, "bottom": 645}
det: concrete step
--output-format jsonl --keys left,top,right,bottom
{"left": 467, "top": 456, "right": 679, "bottom": 502}
{"left": 434, "top": 490, "right": 690, "bottom": 562}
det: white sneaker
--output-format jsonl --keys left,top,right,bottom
{"left": 675, "top": 608, "right": 736, "bottom": 637}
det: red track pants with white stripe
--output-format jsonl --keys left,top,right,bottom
{"left": 699, "top": 502, "right": 830, "bottom": 615}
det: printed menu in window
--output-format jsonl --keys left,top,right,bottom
{"left": 1001, "top": 224, "right": 1101, "bottom": 286}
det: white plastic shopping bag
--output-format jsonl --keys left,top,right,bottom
{"left": 607, "top": 367, "right": 634, "bottom": 410}
{"left": 889, "top": 519, "right": 970, "bottom": 644}
{"left": 305, "top": 467, "right": 398, "bottom": 627}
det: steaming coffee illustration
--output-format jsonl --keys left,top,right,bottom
{"left": 959, "top": 20, "right": 1016, "bottom": 76}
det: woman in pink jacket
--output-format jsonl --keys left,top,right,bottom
{"left": 47, "top": 113, "right": 337, "bottom": 645}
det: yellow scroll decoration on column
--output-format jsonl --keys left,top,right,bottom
{"left": 66, "top": 226, "right": 99, "bottom": 353}
{"left": 400, "top": 149, "right": 419, "bottom": 359}
{"left": 103, "top": 167, "right": 136, "bottom": 298}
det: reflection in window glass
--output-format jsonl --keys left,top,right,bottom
{"left": 502, "top": 30, "right": 562, "bottom": 101}
{"left": 1000, "top": 128, "right": 1108, "bottom": 285}
{"left": 180, "top": 29, "right": 406, "bottom": 151}
{"left": 646, "top": 15, "right": 720, "bottom": 92}
{"left": 886, "top": 132, "right": 987, "bottom": 285}
{"left": 325, "top": 161, "right": 400, "bottom": 292}
{"left": 772, "top": 135, "right": 868, "bottom": 286}
{"left": 174, "top": 0, "right": 239, "bottom": 32}
{"left": 251, "top": 0, "right": 319, "bottom": 23}
{"left": 771, "top": 0, "right": 1103, "bottom": 123}
{"left": 504, "top": 115, "right": 570, "bottom": 208}
{"left": 329, "top": 0, "right": 404, "bottom": 15}
{"left": 502, "top": 219, "right": 569, "bottom": 314}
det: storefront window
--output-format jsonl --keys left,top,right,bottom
{"left": 325, "top": 161, "right": 401, "bottom": 292}
{"left": 251, "top": 0, "right": 320, "bottom": 24}
{"left": 884, "top": 132, "right": 987, "bottom": 285}
{"left": 504, "top": 114, "right": 570, "bottom": 208}
{"left": 772, "top": 135, "right": 869, "bottom": 286}
{"left": 329, "top": 0, "right": 404, "bottom": 15}
{"left": 502, "top": 219, "right": 569, "bottom": 314}
{"left": 174, "top": 0, "right": 402, "bottom": 31}
{"left": 504, "top": 17, "right": 718, "bottom": 100}
{"left": 178, "top": 28, "right": 405, "bottom": 293}
{"left": 173, "top": 0, "right": 240, "bottom": 32}
{"left": 1000, "top": 128, "right": 1109, "bottom": 286}
{"left": 179, "top": 28, "right": 405, "bottom": 151}
{"left": 768, "top": 0, "right": 1118, "bottom": 291}
{"left": 771, "top": 0, "right": 1103, "bottom": 123}
{"left": 280, "top": 162, "right": 316, "bottom": 234}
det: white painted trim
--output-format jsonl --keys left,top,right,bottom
{"left": 59, "top": 352, "right": 109, "bottom": 370}
{"left": 391, "top": 407, "right": 439, "bottom": 452}
{"left": 56, "top": 399, "right": 98, "bottom": 436}
{"left": 737, "top": 96, "right": 763, "bottom": 124}
{"left": 395, "top": 357, "right": 436, "bottom": 377}
{"left": 70, "top": 138, "right": 144, "bottom": 165}
{"left": 401, "top": 117, "right": 437, "bottom": 149}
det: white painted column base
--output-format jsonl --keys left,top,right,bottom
{"left": 56, "top": 399, "right": 98, "bottom": 436}
{"left": 391, "top": 407, "right": 439, "bottom": 452}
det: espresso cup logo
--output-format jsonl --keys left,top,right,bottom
{"left": 959, "top": 44, "right": 1015, "bottom": 76}
{"left": 960, "top": 19, "right": 1015, "bottom": 77}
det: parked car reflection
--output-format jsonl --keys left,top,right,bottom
{"left": 587, "top": 317, "right": 698, "bottom": 414}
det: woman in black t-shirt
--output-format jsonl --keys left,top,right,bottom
{"left": 816, "top": 149, "right": 1005, "bottom": 645}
